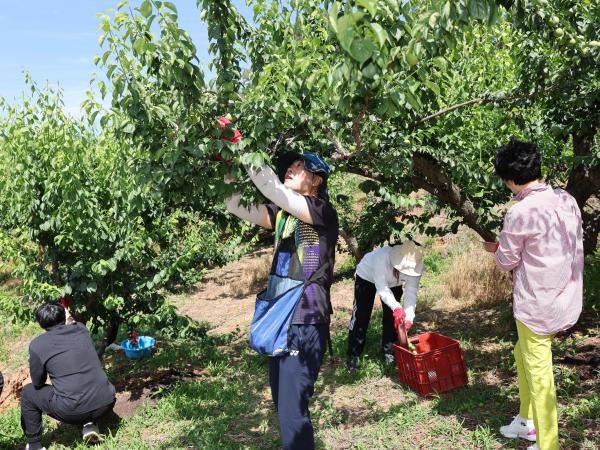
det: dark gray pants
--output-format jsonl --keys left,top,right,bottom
{"left": 20, "top": 383, "right": 115, "bottom": 444}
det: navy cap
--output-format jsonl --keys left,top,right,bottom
{"left": 276, "top": 151, "right": 331, "bottom": 200}
{"left": 276, "top": 152, "right": 330, "bottom": 181}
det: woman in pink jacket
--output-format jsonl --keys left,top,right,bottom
{"left": 483, "top": 139, "right": 583, "bottom": 450}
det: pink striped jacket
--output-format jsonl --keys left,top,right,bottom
{"left": 495, "top": 183, "right": 583, "bottom": 335}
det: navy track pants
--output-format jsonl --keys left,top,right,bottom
{"left": 269, "top": 324, "right": 328, "bottom": 450}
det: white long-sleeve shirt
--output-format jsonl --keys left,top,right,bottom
{"left": 355, "top": 246, "right": 422, "bottom": 321}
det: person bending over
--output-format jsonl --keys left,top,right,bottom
{"left": 346, "top": 241, "right": 424, "bottom": 371}
{"left": 21, "top": 303, "right": 116, "bottom": 450}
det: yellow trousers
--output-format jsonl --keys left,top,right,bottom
{"left": 514, "top": 320, "right": 559, "bottom": 450}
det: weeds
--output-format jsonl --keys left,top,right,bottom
{"left": 227, "top": 254, "right": 271, "bottom": 297}
{"left": 444, "top": 244, "right": 512, "bottom": 306}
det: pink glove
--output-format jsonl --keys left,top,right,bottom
{"left": 404, "top": 320, "right": 412, "bottom": 333}
{"left": 393, "top": 307, "right": 406, "bottom": 331}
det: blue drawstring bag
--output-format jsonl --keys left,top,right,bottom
{"left": 249, "top": 263, "right": 329, "bottom": 356}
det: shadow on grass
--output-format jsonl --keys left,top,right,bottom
{"left": 140, "top": 339, "right": 327, "bottom": 450}
{"left": 153, "top": 294, "right": 597, "bottom": 449}
{"left": 102, "top": 328, "right": 329, "bottom": 450}
{"left": 37, "top": 411, "right": 123, "bottom": 450}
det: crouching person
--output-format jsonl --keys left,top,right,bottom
{"left": 21, "top": 303, "right": 116, "bottom": 450}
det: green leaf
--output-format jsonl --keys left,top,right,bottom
{"left": 390, "top": 91, "right": 404, "bottom": 107}
{"left": 432, "top": 56, "right": 447, "bottom": 71}
{"left": 163, "top": 1, "right": 177, "bottom": 13}
{"left": 442, "top": 1, "right": 452, "bottom": 20}
{"left": 404, "top": 91, "right": 421, "bottom": 111}
{"left": 133, "top": 38, "right": 146, "bottom": 54}
{"left": 487, "top": 3, "right": 499, "bottom": 26}
{"left": 361, "top": 62, "right": 378, "bottom": 79}
{"left": 100, "top": 18, "right": 111, "bottom": 33}
{"left": 328, "top": 2, "right": 341, "bottom": 33}
{"left": 122, "top": 123, "right": 136, "bottom": 134}
{"left": 424, "top": 80, "right": 440, "bottom": 96}
{"left": 350, "top": 39, "right": 377, "bottom": 64}
{"left": 338, "top": 27, "right": 355, "bottom": 53}
{"left": 336, "top": 12, "right": 364, "bottom": 52}
{"left": 139, "top": 0, "right": 152, "bottom": 18}
{"left": 405, "top": 51, "right": 419, "bottom": 66}
{"left": 370, "top": 23, "right": 388, "bottom": 47}
{"left": 429, "top": 12, "right": 439, "bottom": 28}
{"left": 467, "top": 0, "right": 489, "bottom": 21}
{"left": 356, "top": 0, "right": 377, "bottom": 17}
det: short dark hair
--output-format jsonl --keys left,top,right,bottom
{"left": 35, "top": 303, "right": 66, "bottom": 330}
{"left": 493, "top": 139, "right": 542, "bottom": 185}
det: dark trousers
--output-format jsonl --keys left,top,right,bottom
{"left": 347, "top": 275, "right": 403, "bottom": 358}
{"left": 269, "top": 324, "right": 328, "bottom": 450}
{"left": 21, "top": 384, "right": 115, "bottom": 444}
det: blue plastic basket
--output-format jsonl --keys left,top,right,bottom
{"left": 120, "top": 336, "right": 156, "bottom": 359}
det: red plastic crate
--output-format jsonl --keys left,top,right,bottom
{"left": 393, "top": 331, "right": 468, "bottom": 396}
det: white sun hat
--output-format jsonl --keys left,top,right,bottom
{"left": 389, "top": 241, "right": 425, "bottom": 277}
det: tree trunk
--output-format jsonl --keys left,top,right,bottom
{"left": 565, "top": 129, "right": 600, "bottom": 209}
{"left": 96, "top": 317, "right": 120, "bottom": 359}
{"left": 339, "top": 226, "right": 363, "bottom": 263}
{"left": 583, "top": 209, "right": 600, "bottom": 256}
{"left": 565, "top": 128, "right": 599, "bottom": 255}
{"left": 411, "top": 153, "right": 497, "bottom": 242}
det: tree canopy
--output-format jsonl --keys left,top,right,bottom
{"left": 0, "top": 0, "right": 597, "bottom": 347}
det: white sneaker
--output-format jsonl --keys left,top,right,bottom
{"left": 25, "top": 445, "right": 47, "bottom": 450}
{"left": 527, "top": 444, "right": 539, "bottom": 450}
{"left": 82, "top": 422, "right": 103, "bottom": 443}
{"left": 499, "top": 415, "right": 536, "bottom": 441}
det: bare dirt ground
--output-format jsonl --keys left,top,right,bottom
{"left": 2, "top": 242, "right": 599, "bottom": 448}
{"left": 177, "top": 247, "right": 356, "bottom": 335}
{"left": 0, "top": 366, "right": 30, "bottom": 414}
{"left": 0, "top": 248, "right": 357, "bottom": 422}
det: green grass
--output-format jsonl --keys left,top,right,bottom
{"left": 1, "top": 243, "right": 599, "bottom": 449}
{"left": 1, "top": 322, "right": 598, "bottom": 450}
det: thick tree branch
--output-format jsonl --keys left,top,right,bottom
{"left": 351, "top": 95, "right": 369, "bottom": 154}
{"left": 312, "top": 123, "right": 351, "bottom": 161}
{"left": 582, "top": 208, "right": 600, "bottom": 256}
{"left": 411, "top": 152, "right": 496, "bottom": 242}
{"left": 345, "top": 164, "right": 384, "bottom": 182}
{"left": 339, "top": 227, "right": 363, "bottom": 263}
{"left": 329, "top": 93, "right": 519, "bottom": 161}
{"left": 96, "top": 316, "right": 120, "bottom": 358}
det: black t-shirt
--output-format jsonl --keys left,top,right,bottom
{"left": 29, "top": 323, "right": 116, "bottom": 414}
{"left": 266, "top": 196, "right": 338, "bottom": 324}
